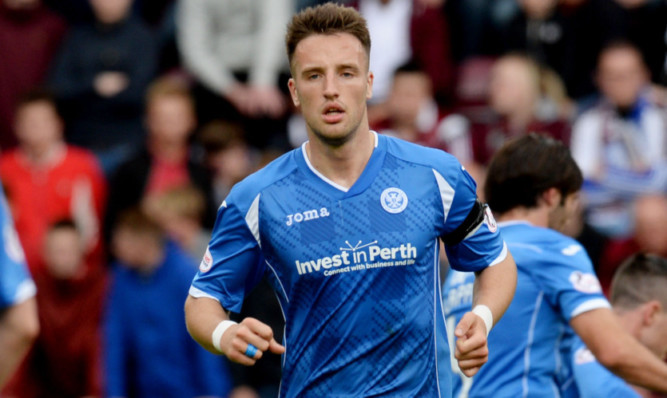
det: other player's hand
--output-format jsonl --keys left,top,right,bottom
{"left": 454, "top": 311, "right": 489, "bottom": 377}
{"left": 218, "top": 317, "right": 285, "bottom": 366}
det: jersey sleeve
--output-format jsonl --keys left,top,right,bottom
{"left": 440, "top": 166, "right": 506, "bottom": 272}
{"left": 571, "top": 338, "right": 641, "bottom": 398}
{"left": 189, "top": 199, "right": 265, "bottom": 313}
{"left": 532, "top": 241, "right": 610, "bottom": 322}
{"left": 0, "top": 190, "right": 35, "bottom": 309}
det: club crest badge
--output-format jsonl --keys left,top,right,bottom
{"left": 381, "top": 187, "right": 408, "bottom": 214}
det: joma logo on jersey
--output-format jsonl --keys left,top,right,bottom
{"left": 286, "top": 207, "right": 330, "bottom": 226}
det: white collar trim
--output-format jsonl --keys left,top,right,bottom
{"left": 301, "top": 131, "right": 378, "bottom": 193}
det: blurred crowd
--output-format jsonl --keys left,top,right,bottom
{"left": 0, "top": 0, "right": 665, "bottom": 396}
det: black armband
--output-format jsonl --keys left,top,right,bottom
{"left": 441, "top": 199, "right": 486, "bottom": 246}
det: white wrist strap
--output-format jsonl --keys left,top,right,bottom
{"left": 212, "top": 320, "right": 237, "bottom": 353}
{"left": 472, "top": 305, "right": 494, "bottom": 337}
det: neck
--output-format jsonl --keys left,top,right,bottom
{"left": 496, "top": 206, "right": 549, "bottom": 228}
{"left": 505, "top": 107, "right": 534, "bottom": 132}
{"left": 306, "top": 128, "right": 375, "bottom": 189}
{"left": 614, "top": 307, "right": 642, "bottom": 339}
{"left": 150, "top": 139, "right": 187, "bottom": 163}
{"left": 22, "top": 142, "right": 63, "bottom": 166}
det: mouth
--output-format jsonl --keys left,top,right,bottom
{"left": 322, "top": 104, "right": 345, "bottom": 124}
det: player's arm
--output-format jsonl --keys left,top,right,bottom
{"left": 571, "top": 307, "right": 667, "bottom": 393}
{"left": 184, "top": 295, "right": 284, "bottom": 366}
{"left": 454, "top": 252, "right": 517, "bottom": 377}
{"left": 0, "top": 297, "right": 39, "bottom": 387}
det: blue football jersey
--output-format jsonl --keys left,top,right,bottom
{"left": 443, "top": 221, "right": 610, "bottom": 397}
{"left": 190, "top": 133, "right": 507, "bottom": 397}
{"left": 0, "top": 185, "right": 35, "bottom": 309}
{"left": 570, "top": 336, "right": 640, "bottom": 397}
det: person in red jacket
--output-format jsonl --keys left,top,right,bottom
{"left": 0, "top": 90, "right": 107, "bottom": 275}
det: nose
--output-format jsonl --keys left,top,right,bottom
{"left": 323, "top": 73, "right": 339, "bottom": 99}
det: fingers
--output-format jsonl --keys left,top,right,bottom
{"left": 454, "top": 311, "right": 489, "bottom": 376}
{"left": 269, "top": 337, "right": 286, "bottom": 354}
{"left": 222, "top": 317, "right": 283, "bottom": 366}
{"left": 454, "top": 312, "right": 476, "bottom": 338}
{"left": 456, "top": 342, "right": 488, "bottom": 378}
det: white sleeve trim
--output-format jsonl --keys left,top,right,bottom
{"left": 571, "top": 298, "right": 611, "bottom": 319}
{"left": 245, "top": 194, "right": 261, "bottom": 247}
{"left": 12, "top": 279, "right": 37, "bottom": 304}
{"left": 488, "top": 241, "right": 508, "bottom": 267}
{"left": 188, "top": 286, "right": 220, "bottom": 302}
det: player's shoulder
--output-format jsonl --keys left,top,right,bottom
{"left": 382, "top": 134, "right": 461, "bottom": 168}
{"left": 380, "top": 134, "right": 466, "bottom": 183}
{"left": 504, "top": 224, "right": 590, "bottom": 265}
{"left": 225, "top": 149, "right": 298, "bottom": 208}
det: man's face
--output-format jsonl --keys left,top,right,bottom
{"left": 548, "top": 191, "right": 581, "bottom": 232}
{"left": 386, "top": 72, "right": 431, "bottom": 126}
{"left": 89, "top": 0, "right": 132, "bottom": 24}
{"left": 489, "top": 58, "right": 536, "bottom": 117}
{"left": 597, "top": 48, "right": 648, "bottom": 108}
{"left": 44, "top": 228, "right": 84, "bottom": 280}
{"left": 288, "top": 33, "right": 373, "bottom": 147}
{"left": 15, "top": 101, "right": 63, "bottom": 151}
{"left": 147, "top": 96, "right": 195, "bottom": 145}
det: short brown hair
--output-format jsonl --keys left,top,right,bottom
{"left": 145, "top": 75, "right": 194, "bottom": 112}
{"left": 611, "top": 253, "right": 667, "bottom": 310}
{"left": 15, "top": 88, "right": 60, "bottom": 117}
{"left": 485, "top": 134, "right": 583, "bottom": 215}
{"left": 114, "top": 207, "right": 165, "bottom": 242}
{"left": 285, "top": 3, "right": 371, "bottom": 70}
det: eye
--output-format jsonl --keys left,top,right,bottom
{"left": 307, "top": 73, "right": 321, "bottom": 80}
{"left": 341, "top": 71, "right": 354, "bottom": 78}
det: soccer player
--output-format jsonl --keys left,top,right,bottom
{"left": 444, "top": 134, "right": 667, "bottom": 397}
{"left": 184, "top": 3, "right": 517, "bottom": 397}
{"left": 571, "top": 253, "right": 667, "bottom": 397}
{"left": 0, "top": 184, "right": 38, "bottom": 388}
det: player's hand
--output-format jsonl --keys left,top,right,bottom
{"left": 218, "top": 317, "right": 285, "bottom": 366}
{"left": 454, "top": 311, "right": 489, "bottom": 377}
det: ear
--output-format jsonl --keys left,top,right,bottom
{"left": 288, "top": 78, "right": 300, "bottom": 107}
{"left": 641, "top": 300, "right": 662, "bottom": 327}
{"left": 540, "top": 187, "right": 561, "bottom": 209}
{"left": 366, "top": 71, "right": 374, "bottom": 100}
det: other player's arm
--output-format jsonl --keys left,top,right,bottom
{"left": 184, "top": 295, "right": 284, "bottom": 366}
{"left": 454, "top": 252, "right": 517, "bottom": 377}
{"left": 0, "top": 297, "right": 39, "bottom": 387}
{"left": 571, "top": 307, "right": 667, "bottom": 393}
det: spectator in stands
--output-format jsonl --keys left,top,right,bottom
{"left": 594, "top": 194, "right": 667, "bottom": 295}
{"left": 105, "top": 76, "right": 216, "bottom": 241}
{"left": 198, "top": 121, "right": 256, "bottom": 205}
{"left": 6, "top": 220, "right": 106, "bottom": 398}
{"left": 143, "top": 185, "right": 210, "bottom": 262}
{"left": 443, "top": 53, "right": 571, "bottom": 167}
{"left": 0, "top": 0, "right": 66, "bottom": 150}
{"left": 372, "top": 61, "right": 470, "bottom": 161}
{"left": 177, "top": 0, "right": 291, "bottom": 149}
{"left": 0, "top": 91, "right": 107, "bottom": 275}
{"left": 501, "top": 0, "right": 581, "bottom": 99}
{"left": 105, "top": 207, "right": 232, "bottom": 398}
{"left": 570, "top": 40, "right": 667, "bottom": 239}
{"left": 358, "top": 0, "right": 413, "bottom": 107}
{"left": 48, "top": 0, "right": 157, "bottom": 174}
